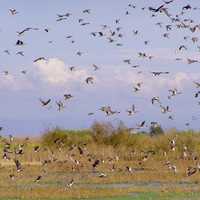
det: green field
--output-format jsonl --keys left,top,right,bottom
{"left": 0, "top": 192, "right": 199, "bottom": 200}
{"left": 91, "top": 193, "right": 200, "bottom": 200}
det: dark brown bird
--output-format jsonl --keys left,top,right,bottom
{"left": 16, "top": 40, "right": 24, "bottom": 46}
{"left": 39, "top": 98, "right": 51, "bottom": 106}
{"left": 14, "top": 159, "right": 22, "bottom": 172}
{"left": 149, "top": 4, "right": 165, "bottom": 12}
{"left": 86, "top": 77, "right": 94, "bottom": 84}
{"left": 33, "top": 57, "right": 46, "bottom": 63}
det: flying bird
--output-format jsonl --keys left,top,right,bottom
{"left": 39, "top": 98, "right": 51, "bottom": 106}
{"left": 86, "top": 77, "right": 94, "bottom": 84}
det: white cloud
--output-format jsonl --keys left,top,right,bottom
{"left": 34, "top": 58, "right": 90, "bottom": 86}
{"left": 0, "top": 58, "right": 199, "bottom": 96}
{"left": 113, "top": 70, "right": 200, "bottom": 93}
{"left": 0, "top": 74, "right": 33, "bottom": 91}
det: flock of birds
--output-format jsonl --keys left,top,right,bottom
{"left": 2, "top": 1, "right": 200, "bottom": 131}
{"left": 2, "top": 133, "right": 200, "bottom": 189}
{"left": 1, "top": 0, "right": 200, "bottom": 190}
{"left": 32, "top": 1, "right": 200, "bottom": 130}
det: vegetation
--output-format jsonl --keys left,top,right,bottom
{"left": 0, "top": 122, "right": 200, "bottom": 199}
{"left": 41, "top": 122, "right": 200, "bottom": 157}
{"left": 41, "top": 127, "right": 93, "bottom": 148}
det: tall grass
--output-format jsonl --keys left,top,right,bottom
{"left": 40, "top": 122, "right": 200, "bottom": 158}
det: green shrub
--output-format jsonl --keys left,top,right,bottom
{"left": 41, "top": 127, "right": 93, "bottom": 148}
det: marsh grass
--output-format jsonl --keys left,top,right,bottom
{"left": 0, "top": 122, "right": 200, "bottom": 199}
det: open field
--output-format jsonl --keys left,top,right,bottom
{"left": 0, "top": 126, "right": 200, "bottom": 199}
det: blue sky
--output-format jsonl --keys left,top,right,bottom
{"left": 0, "top": 0, "right": 200, "bottom": 135}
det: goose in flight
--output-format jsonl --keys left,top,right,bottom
{"left": 187, "top": 58, "right": 198, "bottom": 64}
{"left": 34, "top": 175, "right": 42, "bottom": 182}
{"left": 131, "top": 65, "right": 140, "bottom": 68}
{"left": 186, "top": 166, "right": 200, "bottom": 176}
{"left": 56, "top": 101, "right": 65, "bottom": 111}
{"left": 64, "top": 94, "right": 73, "bottom": 100}
{"left": 34, "top": 146, "right": 40, "bottom": 152}
{"left": 156, "top": 22, "right": 163, "bottom": 28}
{"left": 151, "top": 97, "right": 161, "bottom": 105}
{"left": 148, "top": 4, "right": 165, "bottom": 13}
{"left": 182, "top": 4, "right": 192, "bottom": 10}
{"left": 17, "top": 27, "right": 39, "bottom": 36}
{"left": 69, "top": 66, "right": 76, "bottom": 71}
{"left": 133, "top": 30, "right": 139, "bottom": 35}
{"left": 123, "top": 59, "right": 131, "bottom": 64}
{"left": 76, "top": 51, "right": 83, "bottom": 56}
{"left": 16, "top": 40, "right": 24, "bottom": 46}
{"left": 133, "top": 86, "right": 140, "bottom": 92}
{"left": 133, "top": 82, "right": 142, "bottom": 92}
{"left": 86, "top": 77, "right": 94, "bottom": 84}
{"left": 44, "top": 28, "right": 49, "bottom": 32}
{"left": 16, "top": 51, "right": 24, "bottom": 56}
{"left": 169, "top": 138, "right": 176, "bottom": 151}
{"left": 98, "top": 172, "right": 107, "bottom": 178}
{"left": 178, "top": 45, "right": 187, "bottom": 51}
{"left": 21, "top": 70, "right": 27, "bottom": 74}
{"left": 137, "top": 120, "right": 146, "bottom": 129}
{"left": 57, "top": 13, "right": 71, "bottom": 18}
{"left": 14, "top": 159, "right": 22, "bottom": 172}
{"left": 151, "top": 71, "right": 169, "bottom": 76}
{"left": 126, "top": 104, "right": 138, "bottom": 116}
{"left": 9, "top": 174, "right": 15, "bottom": 180}
{"left": 195, "top": 91, "right": 200, "bottom": 98}
{"left": 192, "top": 37, "right": 198, "bottom": 43}
{"left": 33, "top": 57, "right": 46, "bottom": 63}
{"left": 9, "top": 9, "right": 18, "bottom": 15}
{"left": 56, "top": 17, "right": 67, "bottom": 22}
{"left": 4, "top": 50, "right": 10, "bottom": 55}
{"left": 163, "top": 0, "right": 174, "bottom": 4}
{"left": 88, "top": 112, "right": 94, "bottom": 116}
{"left": 100, "top": 106, "right": 120, "bottom": 116}
{"left": 81, "top": 22, "right": 90, "bottom": 26}
{"left": 83, "top": 9, "right": 91, "bottom": 14}
{"left": 65, "top": 179, "right": 74, "bottom": 189}
{"left": 92, "top": 64, "right": 99, "bottom": 71}
{"left": 168, "top": 164, "right": 177, "bottom": 174}
{"left": 160, "top": 105, "right": 170, "bottom": 114}
{"left": 168, "top": 89, "right": 181, "bottom": 99}
{"left": 3, "top": 71, "right": 9, "bottom": 75}
{"left": 150, "top": 121, "right": 160, "bottom": 128}
{"left": 92, "top": 159, "right": 100, "bottom": 170}
{"left": 126, "top": 166, "right": 133, "bottom": 173}
{"left": 39, "top": 98, "right": 51, "bottom": 106}
{"left": 100, "top": 106, "right": 112, "bottom": 116}
{"left": 163, "top": 33, "right": 170, "bottom": 38}
{"left": 194, "top": 81, "right": 200, "bottom": 88}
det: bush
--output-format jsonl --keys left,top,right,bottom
{"left": 150, "top": 125, "right": 164, "bottom": 137}
{"left": 40, "top": 122, "right": 200, "bottom": 158}
{"left": 91, "top": 122, "right": 114, "bottom": 144}
{"left": 41, "top": 127, "right": 93, "bottom": 148}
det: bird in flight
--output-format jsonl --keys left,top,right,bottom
{"left": 33, "top": 57, "right": 46, "bottom": 63}
{"left": 39, "top": 98, "right": 51, "bottom": 107}
{"left": 9, "top": 9, "right": 18, "bottom": 15}
{"left": 86, "top": 77, "right": 94, "bottom": 84}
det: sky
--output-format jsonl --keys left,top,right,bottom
{"left": 0, "top": 0, "right": 200, "bottom": 136}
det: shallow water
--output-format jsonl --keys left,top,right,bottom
{"left": 80, "top": 180, "right": 199, "bottom": 189}
{"left": 15, "top": 180, "right": 200, "bottom": 191}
